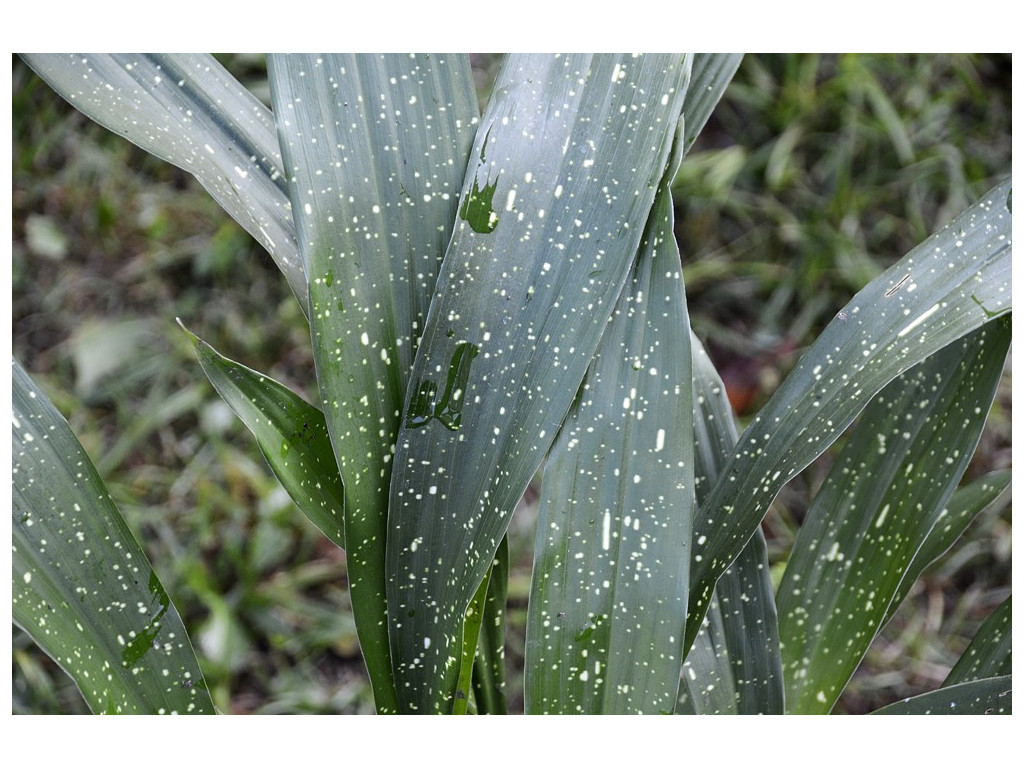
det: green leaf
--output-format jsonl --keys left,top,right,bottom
{"left": 12, "top": 357, "right": 215, "bottom": 714}
{"left": 884, "top": 469, "right": 1011, "bottom": 628}
{"left": 387, "top": 54, "right": 694, "bottom": 712}
{"left": 21, "top": 54, "right": 305, "bottom": 311}
{"left": 677, "top": 529, "right": 782, "bottom": 714}
{"left": 776, "top": 318, "right": 1011, "bottom": 714}
{"left": 472, "top": 536, "right": 509, "bottom": 715}
{"left": 870, "top": 675, "right": 1011, "bottom": 715}
{"left": 267, "top": 53, "right": 479, "bottom": 714}
{"left": 677, "top": 600, "right": 743, "bottom": 714}
{"left": 681, "top": 54, "right": 744, "bottom": 155}
{"left": 677, "top": 336, "right": 784, "bottom": 715}
{"left": 944, "top": 596, "right": 1011, "bottom": 686}
{"left": 525, "top": 120, "right": 693, "bottom": 714}
{"left": 686, "top": 177, "right": 1012, "bottom": 654}
{"left": 179, "top": 320, "right": 346, "bottom": 550}
{"left": 452, "top": 565, "right": 491, "bottom": 714}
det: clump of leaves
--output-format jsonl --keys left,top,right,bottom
{"left": 13, "top": 53, "right": 1010, "bottom": 715}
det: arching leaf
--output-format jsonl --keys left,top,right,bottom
{"left": 884, "top": 469, "right": 1011, "bottom": 628}
{"left": 776, "top": 317, "right": 1011, "bottom": 713}
{"left": 686, "top": 178, "right": 1012, "bottom": 654}
{"left": 22, "top": 53, "right": 304, "bottom": 310}
{"left": 944, "top": 596, "right": 1011, "bottom": 686}
{"left": 870, "top": 675, "right": 1011, "bottom": 715}
{"left": 180, "top": 321, "right": 346, "bottom": 550}
{"left": 13, "top": 358, "right": 215, "bottom": 714}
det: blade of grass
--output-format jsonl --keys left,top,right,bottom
{"left": 13, "top": 357, "right": 215, "bottom": 714}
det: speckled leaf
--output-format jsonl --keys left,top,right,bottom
{"left": 686, "top": 178, "right": 1012, "bottom": 654}
{"left": 12, "top": 357, "right": 214, "bottom": 715}
{"left": 268, "top": 53, "right": 479, "bottom": 714}
{"left": 452, "top": 548, "right": 499, "bottom": 720}
{"left": 680, "top": 533, "right": 784, "bottom": 714}
{"left": 386, "top": 54, "right": 693, "bottom": 712}
{"left": 518, "top": 58, "right": 743, "bottom": 711}
{"left": 179, "top": 321, "right": 345, "bottom": 550}
{"left": 21, "top": 54, "right": 304, "bottom": 310}
{"left": 677, "top": 529, "right": 780, "bottom": 715}
{"left": 677, "top": 599, "right": 742, "bottom": 714}
{"left": 870, "top": 675, "right": 1011, "bottom": 715}
{"left": 776, "top": 317, "right": 1011, "bottom": 714}
{"left": 884, "top": 469, "right": 1011, "bottom": 627}
{"left": 525, "top": 123, "right": 693, "bottom": 714}
{"left": 677, "top": 336, "right": 783, "bottom": 714}
{"left": 681, "top": 54, "right": 744, "bottom": 155}
{"left": 452, "top": 562, "right": 491, "bottom": 714}
{"left": 944, "top": 596, "right": 1011, "bottom": 686}
{"left": 472, "top": 536, "right": 509, "bottom": 715}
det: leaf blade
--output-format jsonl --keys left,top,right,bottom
{"left": 681, "top": 54, "right": 744, "bottom": 155}
{"left": 686, "top": 178, "right": 1012, "bottom": 654}
{"left": 21, "top": 53, "right": 305, "bottom": 310}
{"left": 12, "top": 358, "right": 215, "bottom": 715}
{"left": 677, "top": 336, "right": 784, "bottom": 715}
{"left": 472, "top": 536, "right": 509, "bottom": 715}
{"left": 776, "top": 318, "right": 1011, "bottom": 714}
{"left": 525, "top": 120, "right": 694, "bottom": 714}
{"left": 884, "top": 469, "right": 1011, "bottom": 628}
{"left": 870, "top": 675, "right": 1011, "bottom": 715}
{"left": 944, "top": 596, "right": 1011, "bottom": 687}
{"left": 179, "top": 321, "right": 346, "bottom": 550}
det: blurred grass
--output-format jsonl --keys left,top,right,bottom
{"left": 11, "top": 53, "right": 1011, "bottom": 715}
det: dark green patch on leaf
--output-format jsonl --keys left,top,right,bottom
{"left": 458, "top": 176, "right": 499, "bottom": 234}
{"left": 405, "top": 340, "right": 480, "bottom": 430}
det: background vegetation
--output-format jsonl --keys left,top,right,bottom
{"left": 12, "top": 53, "right": 1011, "bottom": 714}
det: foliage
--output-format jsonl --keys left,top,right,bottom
{"left": 12, "top": 53, "right": 1011, "bottom": 715}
